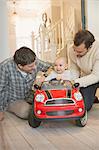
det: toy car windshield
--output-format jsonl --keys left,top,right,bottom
{"left": 41, "top": 79, "right": 73, "bottom": 90}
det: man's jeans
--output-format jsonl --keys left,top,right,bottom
{"left": 80, "top": 82, "right": 99, "bottom": 111}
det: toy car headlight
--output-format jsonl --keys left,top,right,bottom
{"left": 74, "top": 92, "right": 83, "bottom": 101}
{"left": 35, "top": 94, "right": 45, "bottom": 102}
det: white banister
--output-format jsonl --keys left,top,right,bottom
{"left": 32, "top": 7, "right": 76, "bottom": 62}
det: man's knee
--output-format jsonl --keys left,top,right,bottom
{"left": 8, "top": 100, "right": 32, "bottom": 119}
{"left": 17, "top": 102, "right": 31, "bottom": 119}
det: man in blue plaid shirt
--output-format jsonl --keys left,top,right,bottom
{"left": 0, "top": 46, "right": 51, "bottom": 121}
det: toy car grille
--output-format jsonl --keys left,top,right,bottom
{"left": 46, "top": 110, "right": 74, "bottom": 116}
{"left": 45, "top": 98, "right": 75, "bottom": 106}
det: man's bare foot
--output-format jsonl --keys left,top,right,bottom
{"left": 0, "top": 112, "right": 4, "bottom": 121}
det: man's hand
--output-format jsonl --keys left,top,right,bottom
{"left": 0, "top": 112, "right": 4, "bottom": 121}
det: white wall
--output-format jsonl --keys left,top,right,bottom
{"left": 87, "top": 0, "right": 99, "bottom": 41}
{"left": 0, "top": 0, "right": 10, "bottom": 62}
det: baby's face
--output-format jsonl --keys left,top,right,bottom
{"left": 54, "top": 58, "right": 67, "bottom": 74}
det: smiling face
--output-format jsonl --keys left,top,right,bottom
{"left": 18, "top": 61, "right": 36, "bottom": 73}
{"left": 54, "top": 57, "right": 67, "bottom": 74}
{"left": 73, "top": 43, "right": 88, "bottom": 57}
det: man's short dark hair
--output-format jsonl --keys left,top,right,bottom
{"left": 74, "top": 30, "right": 95, "bottom": 49}
{"left": 14, "top": 46, "right": 36, "bottom": 66}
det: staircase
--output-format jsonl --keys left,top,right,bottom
{"left": 32, "top": 7, "right": 76, "bottom": 63}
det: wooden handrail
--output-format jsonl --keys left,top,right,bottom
{"left": 32, "top": 7, "right": 75, "bottom": 62}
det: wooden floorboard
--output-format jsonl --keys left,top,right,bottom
{"left": 0, "top": 104, "right": 99, "bottom": 150}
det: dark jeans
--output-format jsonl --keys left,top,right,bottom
{"left": 80, "top": 82, "right": 99, "bottom": 111}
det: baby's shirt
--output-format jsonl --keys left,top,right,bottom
{"left": 45, "top": 70, "right": 76, "bottom": 81}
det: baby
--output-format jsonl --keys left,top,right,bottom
{"left": 45, "top": 57, "right": 76, "bottom": 81}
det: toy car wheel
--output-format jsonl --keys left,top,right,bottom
{"left": 75, "top": 110, "right": 87, "bottom": 127}
{"left": 28, "top": 109, "right": 41, "bottom": 128}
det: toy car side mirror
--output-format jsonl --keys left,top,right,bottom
{"left": 73, "top": 83, "right": 80, "bottom": 88}
{"left": 34, "top": 84, "right": 41, "bottom": 90}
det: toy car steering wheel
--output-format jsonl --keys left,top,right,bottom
{"left": 49, "top": 78, "right": 61, "bottom": 85}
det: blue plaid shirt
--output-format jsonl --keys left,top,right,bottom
{"left": 0, "top": 57, "right": 51, "bottom": 111}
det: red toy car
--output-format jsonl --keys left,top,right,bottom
{"left": 28, "top": 80, "right": 87, "bottom": 128}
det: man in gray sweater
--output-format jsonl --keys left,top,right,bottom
{"left": 69, "top": 30, "right": 99, "bottom": 111}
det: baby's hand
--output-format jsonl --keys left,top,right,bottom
{"left": 35, "top": 76, "right": 45, "bottom": 84}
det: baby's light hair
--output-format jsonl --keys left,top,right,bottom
{"left": 55, "top": 57, "right": 68, "bottom": 64}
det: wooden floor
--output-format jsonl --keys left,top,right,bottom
{"left": 0, "top": 104, "right": 99, "bottom": 150}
